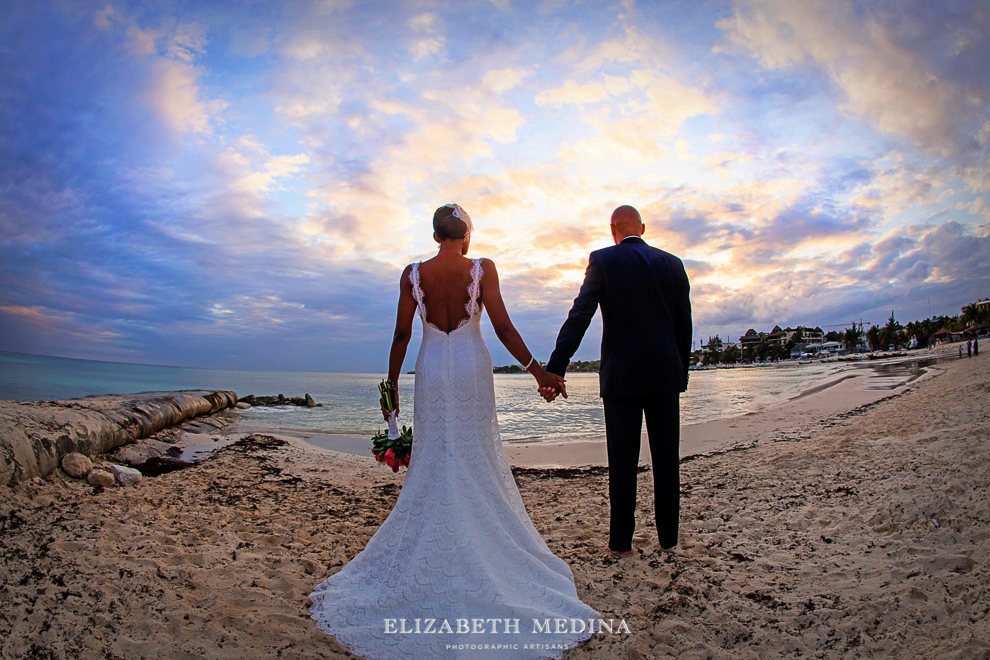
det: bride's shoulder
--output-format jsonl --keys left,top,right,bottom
{"left": 476, "top": 258, "right": 498, "bottom": 283}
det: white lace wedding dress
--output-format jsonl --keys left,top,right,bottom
{"left": 308, "top": 258, "right": 599, "bottom": 659}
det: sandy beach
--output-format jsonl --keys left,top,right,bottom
{"left": 2, "top": 352, "right": 988, "bottom": 658}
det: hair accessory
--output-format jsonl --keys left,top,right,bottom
{"left": 443, "top": 203, "right": 473, "bottom": 235}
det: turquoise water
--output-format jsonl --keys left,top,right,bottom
{"left": 0, "top": 350, "right": 848, "bottom": 442}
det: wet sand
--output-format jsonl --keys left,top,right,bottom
{"left": 1, "top": 352, "right": 988, "bottom": 658}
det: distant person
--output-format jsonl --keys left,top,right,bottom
{"left": 543, "top": 205, "right": 692, "bottom": 557}
{"left": 968, "top": 339, "right": 973, "bottom": 357}
{"left": 975, "top": 336, "right": 980, "bottom": 356}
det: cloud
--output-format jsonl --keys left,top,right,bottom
{"left": 409, "top": 12, "right": 438, "bottom": 32}
{"left": 717, "top": 0, "right": 989, "bottom": 158}
{"left": 127, "top": 24, "right": 159, "bottom": 55}
{"left": 113, "top": 14, "right": 229, "bottom": 136}
{"left": 165, "top": 22, "right": 208, "bottom": 62}
{"left": 219, "top": 147, "right": 310, "bottom": 197}
{"left": 535, "top": 81, "right": 610, "bottom": 106}
{"left": 0, "top": 304, "right": 124, "bottom": 344}
{"left": 481, "top": 67, "right": 532, "bottom": 94}
{"left": 410, "top": 37, "right": 444, "bottom": 61}
{"left": 93, "top": 5, "right": 114, "bottom": 29}
{"left": 145, "top": 59, "right": 226, "bottom": 134}
{"left": 957, "top": 196, "right": 990, "bottom": 221}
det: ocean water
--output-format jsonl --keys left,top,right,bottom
{"left": 0, "top": 350, "right": 863, "bottom": 443}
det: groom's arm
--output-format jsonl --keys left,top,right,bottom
{"left": 675, "top": 258, "right": 692, "bottom": 391}
{"left": 546, "top": 252, "right": 604, "bottom": 377}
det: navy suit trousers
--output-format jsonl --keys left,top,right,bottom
{"left": 603, "top": 393, "right": 680, "bottom": 551}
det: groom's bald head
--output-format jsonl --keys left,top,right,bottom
{"left": 610, "top": 205, "right": 644, "bottom": 242}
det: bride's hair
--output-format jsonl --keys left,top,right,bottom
{"left": 433, "top": 203, "right": 472, "bottom": 240}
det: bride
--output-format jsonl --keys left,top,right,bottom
{"left": 308, "top": 204, "right": 600, "bottom": 659}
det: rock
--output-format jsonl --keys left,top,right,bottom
{"left": 181, "top": 420, "right": 211, "bottom": 432}
{"left": 235, "top": 394, "right": 316, "bottom": 407}
{"left": 110, "top": 464, "right": 142, "bottom": 485}
{"left": 87, "top": 469, "right": 115, "bottom": 487}
{"left": 236, "top": 401, "right": 251, "bottom": 409}
{"left": 61, "top": 452, "right": 93, "bottom": 478}
{"left": 112, "top": 440, "right": 173, "bottom": 466}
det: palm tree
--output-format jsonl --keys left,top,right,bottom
{"left": 866, "top": 325, "right": 881, "bottom": 351}
{"left": 755, "top": 333, "right": 770, "bottom": 361}
{"left": 721, "top": 345, "right": 741, "bottom": 364}
{"left": 878, "top": 311, "right": 900, "bottom": 349}
{"left": 703, "top": 335, "right": 723, "bottom": 365}
{"left": 843, "top": 324, "right": 862, "bottom": 351}
{"left": 961, "top": 303, "right": 989, "bottom": 328}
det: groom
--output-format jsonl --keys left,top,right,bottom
{"left": 543, "top": 205, "right": 692, "bottom": 555}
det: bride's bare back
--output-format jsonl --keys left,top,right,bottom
{"left": 415, "top": 255, "right": 479, "bottom": 333}
{"left": 384, "top": 204, "right": 563, "bottom": 411}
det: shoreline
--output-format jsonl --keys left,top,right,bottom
{"left": 0, "top": 348, "right": 959, "bottom": 479}
{"left": 222, "top": 352, "right": 948, "bottom": 470}
{"left": 506, "top": 359, "right": 939, "bottom": 468}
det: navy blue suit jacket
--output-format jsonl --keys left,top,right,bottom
{"left": 546, "top": 236, "right": 692, "bottom": 398}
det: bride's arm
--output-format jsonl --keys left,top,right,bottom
{"left": 384, "top": 264, "right": 416, "bottom": 418}
{"left": 479, "top": 259, "right": 565, "bottom": 396}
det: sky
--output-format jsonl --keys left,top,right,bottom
{"left": 1, "top": 0, "right": 988, "bottom": 373}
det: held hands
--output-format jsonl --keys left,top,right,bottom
{"left": 534, "top": 368, "right": 567, "bottom": 402}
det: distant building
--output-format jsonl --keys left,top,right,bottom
{"left": 739, "top": 325, "right": 798, "bottom": 348}
{"left": 767, "top": 325, "right": 789, "bottom": 346}
{"left": 741, "top": 324, "right": 829, "bottom": 356}
{"left": 800, "top": 327, "right": 825, "bottom": 345}
{"left": 739, "top": 329, "right": 762, "bottom": 350}
{"left": 963, "top": 298, "right": 990, "bottom": 314}
{"left": 931, "top": 327, "right": 962, "bottom": 345}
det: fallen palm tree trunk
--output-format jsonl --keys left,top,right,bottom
{"left": 0, "top": 390, "right": 237, "bottom": 485}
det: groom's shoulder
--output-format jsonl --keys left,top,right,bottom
{"left": 655, "top": 248, "right": 689, "bottom": 277}
{"left": 652, "top": 245, "right": 684, "bottom": 263}
{"left": 591, "top": 242, "right": 634, "bottom": 257}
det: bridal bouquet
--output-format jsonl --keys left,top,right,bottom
{"left": 372, "top": 424, "right": 412, "bottom": 472}
{"left": 374, "top": 379, "right": 412, "bottom": 471}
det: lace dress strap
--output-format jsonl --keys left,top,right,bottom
{"left": 466, "top": 258, "right": 484, "bottom": 318}
{"left": 409, "top": 262, "right": 426, "bottom": 320}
